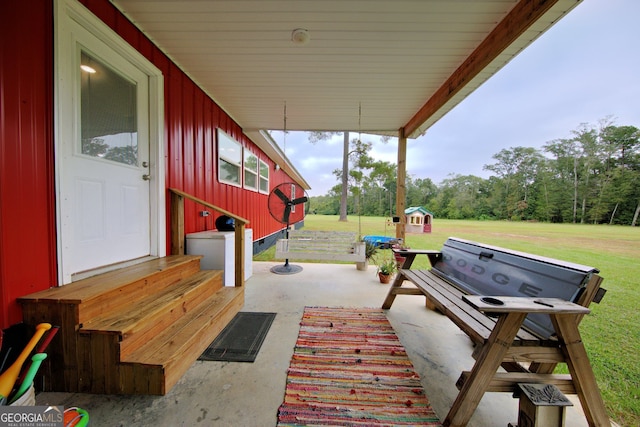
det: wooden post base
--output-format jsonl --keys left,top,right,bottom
{"left": 513, "top": 383, "right": 572, "bottom": 427}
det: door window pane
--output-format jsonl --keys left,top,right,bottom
{"left": 80, "top": 51, "right": 138, "bottom": 166}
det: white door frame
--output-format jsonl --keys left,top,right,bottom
{"left": 54, "top": 0, "right": 165, "bottom": 284}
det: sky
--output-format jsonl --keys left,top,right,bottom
{"left": 272, "top": 0, "right": 640, "bottom": 197}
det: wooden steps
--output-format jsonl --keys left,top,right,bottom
{"left": 121, "top": 287, "right": 243, "bottom": 394}
{"left": 19, "top": 255, "right": 244, "bottom": 395}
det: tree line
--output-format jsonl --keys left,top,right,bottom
{"left": 308, "top": 119, "right": 640, "bottom": 226}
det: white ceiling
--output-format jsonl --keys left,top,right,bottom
{"left": 111, "top": 0, "right": 581, "bottom": 141}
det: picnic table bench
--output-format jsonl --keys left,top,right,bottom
{"left": 382, "top": 237, "right": 609, "bottom": 427}
{"left": 275, "top": 230, "right": 366, "bottom": 263}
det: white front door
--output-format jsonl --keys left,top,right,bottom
{"left": 62, "top": 48, "right": 150, "bottom": 278}
{"left": 56, "top": 0, "right": 165, "bottom": 284}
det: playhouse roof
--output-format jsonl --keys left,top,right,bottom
{"left": 405, "top": 207, "right": 433, "bottom": 216}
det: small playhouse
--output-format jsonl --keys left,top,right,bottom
{"left": 405, "top": 207, "right": 434, "bottom": 233}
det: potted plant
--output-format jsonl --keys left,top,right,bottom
{"left": 376, "top": 258, "right": 397, "bottom": 284}
{"left": 356, "top": 240, "right": 378, "bottom": 271}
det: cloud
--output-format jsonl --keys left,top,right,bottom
{"left": 406, "top": 0, "right": 640, "bottom": 183}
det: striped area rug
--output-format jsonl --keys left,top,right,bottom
{"left": 277, "top": 307, "right": 441, "bottom": 426}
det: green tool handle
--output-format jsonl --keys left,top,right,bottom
{"left": 8, "top": 353, "right": 47, "bottom": 404}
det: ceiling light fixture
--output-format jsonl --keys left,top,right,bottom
{"left": 291, "top": 28, "right": 310, "bottom": 45}
{"left": 80, "top": 64, "right": 96, "bottom": 73}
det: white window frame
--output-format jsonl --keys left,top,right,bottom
{"left": 217, "top": 129, "right": 242, "bottom": 187}
{"left": 259, "top": 159, "right": 269, "bottom": 194}
{"left": 243, "top": 150, "right": 259, "bottom": 191}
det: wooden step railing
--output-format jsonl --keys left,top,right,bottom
{"left": 169, "top": 188, "right": 250, "bottom": 287}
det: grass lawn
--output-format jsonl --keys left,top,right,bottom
{"left": 255, "top": 215, "right": 640, "bottom": 426}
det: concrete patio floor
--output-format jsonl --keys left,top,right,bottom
{"left": 36, "top": 261, "right": 607, "bottom": 426}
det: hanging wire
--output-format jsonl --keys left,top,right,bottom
{"left": 357, "top": 102, "right": 362, "bottom": 238}
{"left": 283, "top": 101, "right": 287, "bottom": 154}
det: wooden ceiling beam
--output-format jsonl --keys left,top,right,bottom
{"left": 402, "top": 0, "right": 561, "bottom": 138}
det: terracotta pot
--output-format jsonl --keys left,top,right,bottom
{"left": 394, "top": 255, "right": 406, "bottom": 267}
{"left": 378, "top": 272, "right": 392, "bottom": 284}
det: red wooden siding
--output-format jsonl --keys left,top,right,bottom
{"left": 0, "top": 0, "right": 302, "bottom": 329}
{"left": 0, "top": 0, "right": 57, "bottom": 327}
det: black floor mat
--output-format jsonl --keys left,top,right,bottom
{"left": 199, "top": 312, "right": 276, "bottom": 362}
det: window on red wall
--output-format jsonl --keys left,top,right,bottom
{"left": 244, "top": 151, "right": 258, "bottom": 191}
{"left": 291, "top": 183, "right": 297, "bottom": 213}
{"left": 218, "top": 129, "right": 242, "bottom": 187}
{"left": 259, "top": 159, "right": 269, "bottom": 194}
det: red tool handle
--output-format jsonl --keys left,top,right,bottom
{"left": 35, "top": 326, "right": 58, "bottom": 354}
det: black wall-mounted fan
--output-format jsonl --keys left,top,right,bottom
{"left": 268, "top": 182, "right": 308, "bottom": 274}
